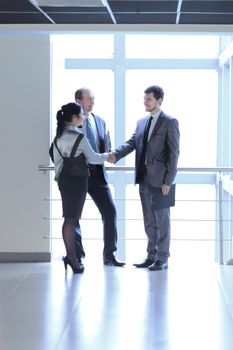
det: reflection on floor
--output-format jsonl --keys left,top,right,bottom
{"left": 0, "top": 241, "right": 233, "bottom": 350}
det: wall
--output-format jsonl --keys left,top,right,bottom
{"left": 0, "top": 35, "right": 51, "bottom": 261}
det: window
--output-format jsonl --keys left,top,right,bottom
{"left": 51, "top": 33, "right": 220, "bottom": 262}
{"left": 126, "top": 69, "right": 218, "bottom": 167}
{"left": 126, "top": 34, "right": 219, "bottom": 59}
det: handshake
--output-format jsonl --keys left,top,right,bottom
{"left": 107, "top": 152, "right": 116, "bottom": 163}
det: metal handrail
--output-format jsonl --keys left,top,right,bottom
{"left": 39, "top": 165, "right": 233, "bottom": 172}
{"left": 39, "top": 165, "right": 233, "bottom": 264}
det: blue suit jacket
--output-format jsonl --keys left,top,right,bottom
{"left": 92, "top": 113, "right": 111, "bottom": 183}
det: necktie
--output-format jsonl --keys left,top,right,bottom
{"left": 136, "top": 116, "right": 153, "bottom": 182}
{"left": 143, "top": 116, "right": 153, "bottom": 146}
{"left": 85, "top": 117, "right": 98, "bottom": 152}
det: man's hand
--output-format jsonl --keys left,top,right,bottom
{"left": 107, "top": 152, "right": 116, "bottom": 163}
{"left": 162, "top": 184, "right": 170, "bottom": 195}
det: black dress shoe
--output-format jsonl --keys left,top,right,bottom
{"left": 104, "top": 256, "right": 125, "bottom": 267}
{"left": 133, "top": 258, "right": 154, "bottom": 268}
{"left": 148, "top": 260, "right": 168, "bottom": 271}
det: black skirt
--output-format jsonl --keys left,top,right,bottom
{"left": 58, "top": 174, "right": 88, "bottom": 219}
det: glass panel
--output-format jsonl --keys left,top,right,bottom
{"left": 125, "top": 184, "right": 216, "bottom": 263}
{"left": 173, "top": 184, "right": 216, "bottom": 241}
{"left": 126, "top": 35, "right": 219, "bottom": 59}
{"left": 219, "top": 35, "right": 233, "bottom": 52}
{"left": 171, "top": 184, "right": 216, "bottom": 263}
{"left": 125, "top": 69, "right": 218, "bottom": 167}
{"left": 52, "top": 34, "right": 114, "bottom": 58}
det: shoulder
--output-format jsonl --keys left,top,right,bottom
{"left": 137, "top": 116, "right": 148, "bottom": 126}
{"left": 160, "top": 112, "right": 178, "bottom": 127}
{"left": 76, "top": 129, "right": 84, "bottom": 136}
{"left": 79, "top": 133, "right": 89, "bottom": 147}
{"left": 92, "top": 113, "right": 105, "bottom": 125}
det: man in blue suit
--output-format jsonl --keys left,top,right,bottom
{"left": 75, "top": 88, "right": 125, "bottom": 267}
{"left": 110, "top": 85, "right": 180, "bottom": 270}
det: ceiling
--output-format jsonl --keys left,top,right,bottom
{"left": 0, "top": 0, "right": 233, "bottom": 25}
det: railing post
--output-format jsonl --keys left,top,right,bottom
{"left": 218, "top": 171, "right": 224, "bottom": 264}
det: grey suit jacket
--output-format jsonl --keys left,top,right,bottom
{"left": 115, "top": 111, "right": 180, "bottom": 188}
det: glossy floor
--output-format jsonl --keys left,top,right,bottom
{"left": 0, "top": 242, "right": 233, "bottom": 350}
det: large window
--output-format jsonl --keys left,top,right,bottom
{"left": 125, "top": 34, "right": 219, "bottom": 59}
{"left": 126, "top": 69, "right": 218, "bottom": 167}
{"left": 51, "top": 33, "right": 220, "bottom": 262}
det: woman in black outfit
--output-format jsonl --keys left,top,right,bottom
{"left": 53, "top": 103, "right": 109, "bottom": 273}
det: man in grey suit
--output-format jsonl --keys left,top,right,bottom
{"left": 110, "top": 85, "right": 180, "bottom": 270}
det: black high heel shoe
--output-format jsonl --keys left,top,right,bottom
{"left": 63, "top": 256, "right": 84, "bottom": 274}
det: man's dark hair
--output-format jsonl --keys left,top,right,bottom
{"left": 144, "top": 85, "right": 164, "bottom": 100}
{"left": 74, "top": 88, "right": 90, "bottom": 101}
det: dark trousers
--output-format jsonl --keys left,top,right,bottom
{"left": 75, "top": 166, "right": 117, "bottom": 260}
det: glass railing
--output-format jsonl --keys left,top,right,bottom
{"left": 39, "top": 165, "right": 233, "bottom": 265}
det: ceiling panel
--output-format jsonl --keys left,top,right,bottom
{"left": 43, "top": 5, "right": 111, "bottom": 24}
{"left": 180, "top": 13, "right": 233, "bottom": 25}
{"left": 41, "top": 6, "right": 108, "bottom": 13}
{"left": 48, "top": 13, "right": 112, "bottom": 24}
{"left": 181, "top": 0, "right": 233, "bottom": 13}
{"left": 0, "top": 0, "right": 37, "bottom": 11}
{"left": 109, "top": 1, "right": 178, "bottom": 12}
{"left": 0, "top": 0, "right": 232, "bottom": 25}
{"left": 115, "top": 13, "right": 176, "bottom": 24}
{"left": 0, "top": 13, "right": 50, "bottom": 24}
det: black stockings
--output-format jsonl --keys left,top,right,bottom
{"left": 62, "top": 218, "right": 77, "bottom": 266}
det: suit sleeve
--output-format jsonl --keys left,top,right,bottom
{"left": 79, "top": 136, "right": 109, "bottom": 164}
{"left": 114, "top": 132, "right": 136, "bottom": 162}
{"left": 164, "top": 118, "right": 180, "bottom": 185}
